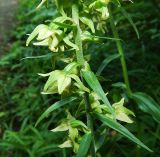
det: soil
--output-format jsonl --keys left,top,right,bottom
{"left": 0, "top": 0, "right": 18, "bottom": 55}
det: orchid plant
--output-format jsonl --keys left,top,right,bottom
{"left": 26, "top": 0, "right": 153, "bottom": 156}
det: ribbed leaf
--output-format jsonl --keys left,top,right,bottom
{"left": 120, "top": 7, "right": 140, "bottom": 39}
{"left": 35, "top": 97, "right": 77, "bottom": 126}
{"left": 94, "top": 113, "right": 152, "bottom": 152}
{"left": 132, "top": 92, "right": 160, "bottom": 123}
{"left": 76, "top": 132, "right": 92, "bottom": 157}
{"left": 82, "top": 70, "right": 114, "bottom": 113}
{"left": 96, "top": 54, "right": 120, "bottom": 75}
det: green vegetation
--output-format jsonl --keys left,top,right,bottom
{"left": 0, "top": 0, "right": 159, "bottom": 157}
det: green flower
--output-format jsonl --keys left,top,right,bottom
{"left": 39, "top": 62, "right": 90, "bottom": 94}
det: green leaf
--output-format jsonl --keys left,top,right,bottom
{"left": 21, "top": 53, "right": 54, "bottom": 60}
{"left": 119, "top": 7, "right": 140, "bottom": 39}
{"left": 82, "top": 70, "right": 114, "bottom": 113}
{"left": 37, "top": 0, "right": 47, "bottom": 9}
{"left": 76, "top": 132, "right": 92, "bottom": 157}
{"left": 96, "top": 54, "right": 120, "bottom": 75}
{"left": 132, "top": 92, "right": 160, "bottom": 123}
{"left": 112, "top": 82, "right": 127, "bottom": 89}
{"left": 53, "top": 22, "right": 76, "bottom": 29}
{"left": 94, "top": 113, "right": 152, "bottom": 152}
{"left": 35, "top": 97, "right": 77, "bottom": 126}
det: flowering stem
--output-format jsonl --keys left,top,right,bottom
{"left": 72, "top": 4, "right": 85, "bottom": 65}
{"left": 72, "top": 4, "right": 96, "bottom": 156}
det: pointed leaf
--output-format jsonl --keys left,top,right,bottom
{"left": 82, "top": 70, "right": 114, "bottom": 113}
{"left": 132, "top": 92, "right": 160, "bottom": 123}
{"left": 96, "top": 54, "right": 120, "bottom": 75}
{"left": 120, "top": 7, "right": 140, "bottom": 39}
{"left": 94, "top": 113, "right": 152, "bottom": 152}
{"left": 76, "top": 132, "right": 92, "bottom": 157}
{"left": 35, "top": 97, "right": 77, "bottom": 126}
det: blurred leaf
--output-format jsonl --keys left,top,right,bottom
{"left": 94, "top": 113, "right": 152, "bottom": 152}
{"left": 96, "top": 54, "right": 120, "bottom": 75}
{"left": 76, "top": 132, "right": 92, "bottom": 157}
{"left": 21, "top": 53, "right": 54, "bottom": 60}
{"left": 35, "top": 97, "right": 77, "bottom": 126}
{"left": 119, "top": 7, "right": 140, "bottom": 39}
{"left": 132, "top": 92, "right": 160, "bottom": 123}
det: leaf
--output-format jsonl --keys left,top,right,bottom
{"left": 96, "top": 54, "right": 120, "bottom": 75}
{"left": 80, "top": 16, "right": 95, "bottom": 33}
{"left": 119, "top": 7, "right": 140, "bottom": 39}
{"left": 35, "top": 97, "right": 77, "bottom": 126}
{"left": 53, "top": 22, "right": 76, "bottom": 29}
{"left": 112, "top": 82, "right": 127, "bottom": 89}
{"left": 94, "top": 113, "right": 152, "bottom": 152}
{"left": 132, "top": 92, "right": 160, "bottom": 123}
{"left": 37, "top": 0, "right": 47, "bottom": 9}
{"left": 21, "top": 53, "right": 53, "bottom": 60}
{"left": 82, "top": 70, "right": 114, "bottom": 113}
{"left": 76, "top": 132, "right": 92, "bottom": 157}
{"left": 95, "top": 125, "right": 108, "bottom": 152}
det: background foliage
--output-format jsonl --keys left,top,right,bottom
{"left": 0, "top": 0, "right": 159, "bottom": 156}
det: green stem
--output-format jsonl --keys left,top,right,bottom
{"left": 109, "top": 6, "right": 132, "bottom": 95}
{"left": 83, "top": 88, "right": 96, "bottom": 157}
{"left": 72, "top": 4, "right": 96, "bottom": 156}
{"left": 72, "top": 4, "right": 85, "bottom": 65}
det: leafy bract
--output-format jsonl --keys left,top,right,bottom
{"left": 82, "top": 69, "right": 114, "bottom": 113}
{"left": 35, "top": 97, "right": 77, "bottom": 126}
